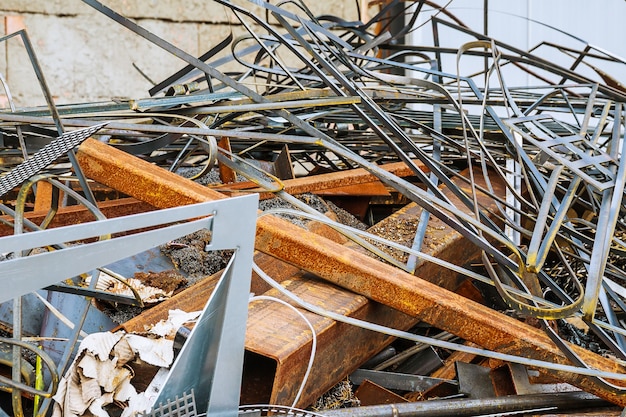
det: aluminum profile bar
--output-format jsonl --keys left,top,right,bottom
{"left": 148, "top": 193, "right": 258, "bottom": 417}
{"left": 0, "top": 199, "right": 224, "bottom": 304}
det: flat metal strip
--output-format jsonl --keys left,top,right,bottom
{"left": 349, "top": 368, "right": 454, "bottom": 392}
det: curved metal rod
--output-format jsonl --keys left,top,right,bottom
{"left": 0, "top": 337, "right": 59, "bottom": 399}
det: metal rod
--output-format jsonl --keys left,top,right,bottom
{"left": 324, "top": 391, "right": 612, "bottom": 417}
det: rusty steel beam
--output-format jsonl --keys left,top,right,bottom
{"left": 313, "top": 181, "right": 390, "bottom": 197}
{"left": 212, "top": 159, "right": 419, "bottom": 200}
{"left": 119, "top": 250, "right": 301, "bottom": 334}
{"left": 75, "top": 138, "right": 626, "bottom": 406}
{"left": 253, "top": 213, "right": 626, "bottom": 404}
{"left": 244, "top": 169, "right": 495, "bottom": 407}
{"left": 243, "top": 273, "right": 413, "bottom": 406}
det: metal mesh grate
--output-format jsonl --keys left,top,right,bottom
{"left": 141, "top": 390, "right": 197, "bottom": 417}
{"left": 0, "top": 123, "right": 106, "bottom": 197}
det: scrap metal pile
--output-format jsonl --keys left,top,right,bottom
{"left": 0, "top": 0, "right": 625, "bottom": 416}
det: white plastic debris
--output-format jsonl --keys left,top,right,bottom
{"left": 148, "top": 309, "right": 200, "bottom": 338}
{"left": 87, "top": 272, "right": 174, "bottom": 304}
{"left": 52, "top": 331, "right": 174, "bottom": 417}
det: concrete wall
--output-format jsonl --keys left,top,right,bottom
{"left": 1, "top": 0, "right": 360, "bottom": 107}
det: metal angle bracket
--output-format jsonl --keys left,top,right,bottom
{"left": 0, "top": 194, "right": 254, "bottom": 306}
{"left": 145, "top": 193, "right": 258, "bottom": 417}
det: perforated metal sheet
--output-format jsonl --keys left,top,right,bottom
{"left": 0, "top": 123, "right": 106, "bottom": 197}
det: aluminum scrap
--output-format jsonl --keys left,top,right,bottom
{"left": 0, "top": 0, "right": 625, "bottom": 415}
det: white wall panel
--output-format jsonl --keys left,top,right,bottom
{"left": 407, "top": 0, "right": 625, "bottom": 88}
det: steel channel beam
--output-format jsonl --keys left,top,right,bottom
{"left": 75, "top": 139, "right": 626, "bottom": 406}
{"left": 243, "top": 273, "right": 413, "bottom": 407}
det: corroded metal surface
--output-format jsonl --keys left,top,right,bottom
{"left": 213, "top": 159, "right": 421, "bottom": 200}
{"left": 254, "top": 213, "right": 626, "bottom": 404}
{"left": 1, "top": 1, "right": 625, "bottom": 414}
{"left": 76, "top": 138, "right": 626, "bottom": 406}
{"left": 245, "top": 274, "right": 412, "bottom": 407}
{"left": 76, "top": 138, "right": 227, "bottom": 207}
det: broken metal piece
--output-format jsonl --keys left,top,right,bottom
{"left": 455, "top": 362, "right": 496, "bottom": 399}
{"left": 353, "top": 379, "right": 408, "bottom": 406}
{"left": 349, "top": 369, "right": 454, "bottom": 393}
{"left": 392, "top": 346, "right": 445, "bottom": 376}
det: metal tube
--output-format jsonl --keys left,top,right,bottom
{"left": 324, "top": 391, "right": 612, "bottom": 417}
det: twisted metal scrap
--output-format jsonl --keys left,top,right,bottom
{"left": 0, "top": 0, "right": 625, "bottom": 401}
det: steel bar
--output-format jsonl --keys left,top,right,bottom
{"left": 581, "top": 105, "right": 626, "bottom": 319}
{"left": 242, "top": 273, "right": 413, "bottom": 407}
{"left": 323, "top": 391, "right": 614, "bottom": 417}
{"left": 75, "top": 139, "right": 626, "bottom": 406}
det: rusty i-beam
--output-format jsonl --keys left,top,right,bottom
{"left": 75, "top": 138, "right": 626, "bottom": 405}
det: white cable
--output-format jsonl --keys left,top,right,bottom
{"left": 249, "top": 295, "right": 317, "bottom": 408}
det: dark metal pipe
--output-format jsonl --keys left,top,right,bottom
{"left": 324, "top": 391, "right": 613, "bottom": 417}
